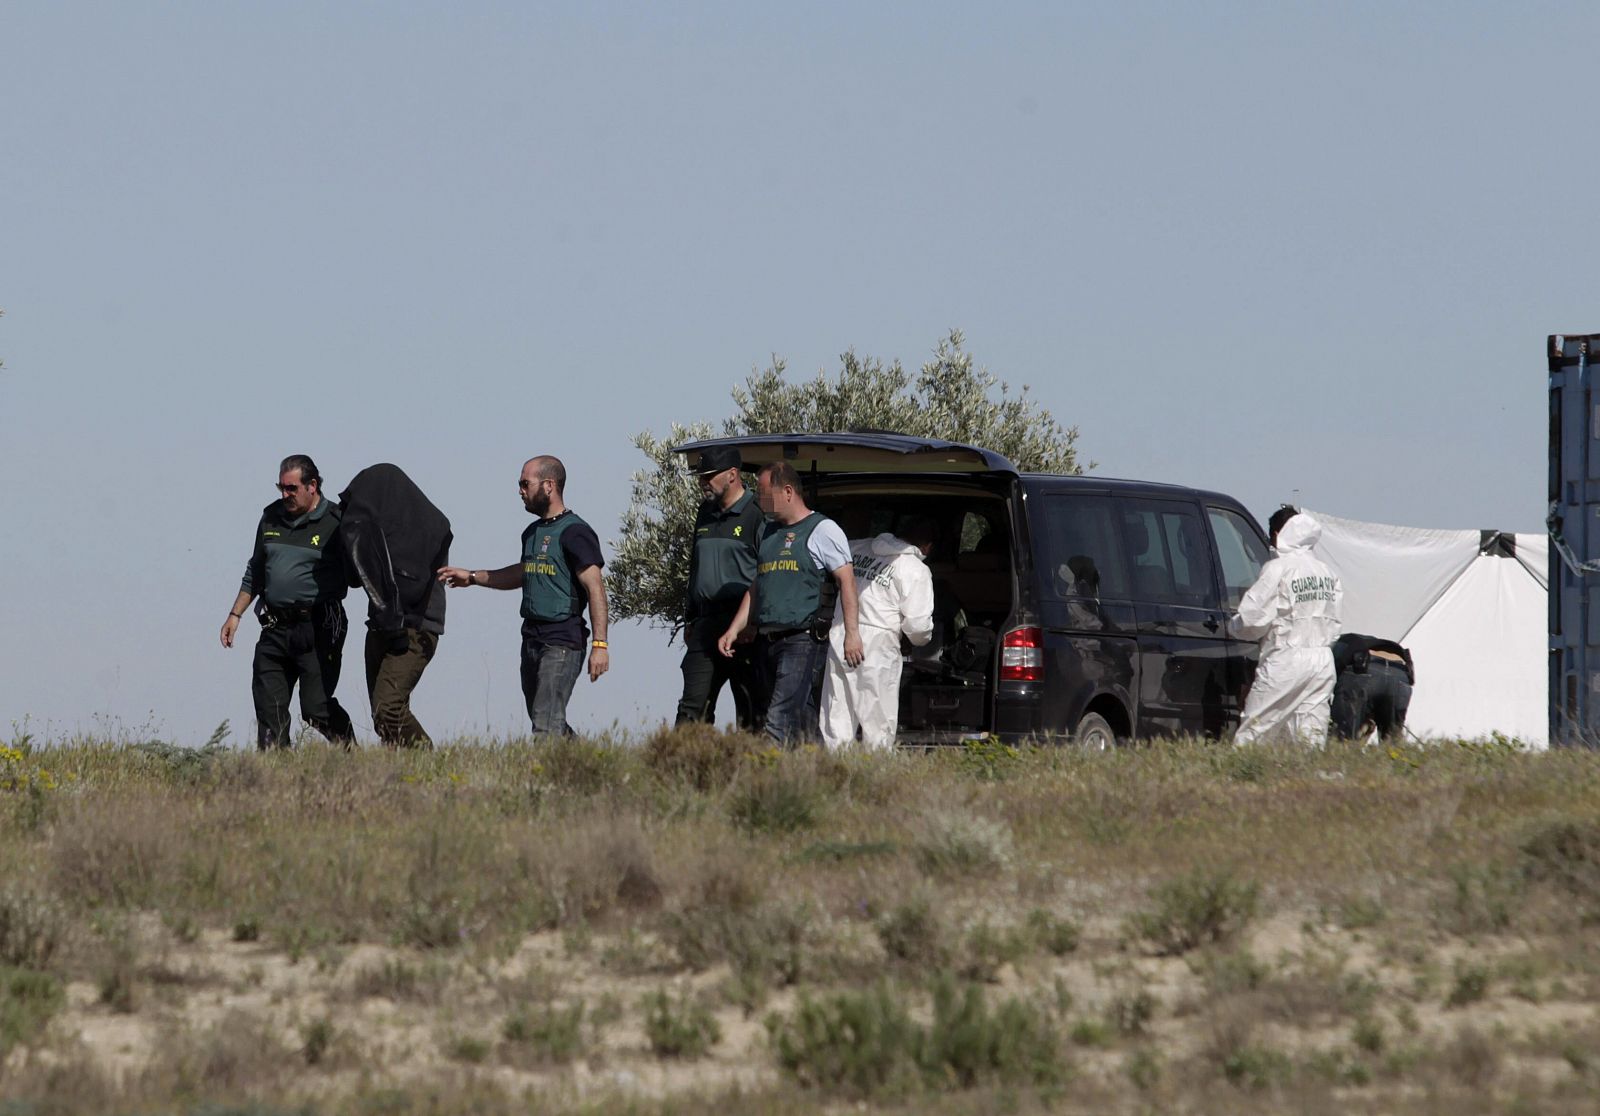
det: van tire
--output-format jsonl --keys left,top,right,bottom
{"left": 1073, "top": 712, "right": 1118, "bottom": 751}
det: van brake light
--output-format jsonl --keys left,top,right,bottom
{"left": 1001, "top": 626, "right": 1043, "bottom": 681}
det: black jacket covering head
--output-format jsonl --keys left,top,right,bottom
{"left": 339, "top": 464, "right": 452, "bottom": 635}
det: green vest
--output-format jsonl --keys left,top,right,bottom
{"left": 521, "top": 513, "right": 586, "bottom": 622}
{"left": 755, "top": 512, "right": 828, "bottom": 630}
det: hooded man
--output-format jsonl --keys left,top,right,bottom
{"left": 339, "top": 463, "right": 452, "bottom": 749}
{"left": 1230, "top": 507, "right": 1342, "bottom": 745}
{"left": 820, "top": 519, "right": 936, "bottom": 750}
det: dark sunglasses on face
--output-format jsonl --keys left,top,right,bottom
{"left": 277, "top": 483, "right": 307, "bottom": 494}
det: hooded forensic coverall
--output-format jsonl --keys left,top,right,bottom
{"left": 820, "top": 533, "right": 935, "bottom": 750}
{"left": 1230, "top": 513, "right": 1343, "bottom": 745}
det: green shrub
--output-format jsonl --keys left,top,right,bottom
{"left": 1222, "top": 1043, "right": 1292, "bottom": 1089}
{"left": 878, "top": 897, "right": 949, "bottom": 969}
{"left": 958, "top": 920, "right": 1030, "bottom": 983}
{"left": 1334, "top": 894, "right": 1387, "bottom": 930}
{"left": 1445, "top": 964, "right": 1491, "bottom": 1008}
{"left": 445, "top": 1034, "right": 491, "bottom": 1063}
{"left": 1215, "top": 748, "right": 1269, "bottom": 783}
{"left": 1351, "top": 1015, "right": 1385, "bottom": 1055}
{"left": 956, "top": 736, "right": 1024, "bottom": 782}
{"left": 642, "top": 987, "right": 720, "bottom": 1058}
{"left": 301, "top": 1017, "right": 335, "bottom": 1066}
{"left": 1436, "top": 863, "right": 1519, "bottom": 935}
{"left": 1125, "top": 1047, "right": 1162, "bottom": 1090}
{"left": 913, "top": 809, "right": 1012, "bottom": 877}
{"left": 0, "top": 888, "right": 66, "bottom": 970}
{"left": 1519, "top": 817, "right": 1600, "bottom": 908}
{"left": 398, "top": 896, "right": 465, "bottom": 950}
{"left": 534, "top": 736, "right": 632, "bottom": 796}
{"left": 0, "top": 965, "right": 63, "bottom": 1056}
{"left": 1107, "top": 989, "right": 1156, "bottom": 1037}
{"left": 1069, "top": 1018, "right": 1111, "bottom": 1046}
{"left": 1025, "top": 908, "right": 1081, "bottom": 956}
{"left": 1128, "top": 870, "right": 1260, "bottom": 955}
{"left": 768, "top": 983, "right": 923, "bottom": 1098}
{"left": 920, "top": 976, "right": 1064, "bottom": 1090}
{"left": 641, "top": 724, "right": 764, "bottom": 791}
{"left": 1196, "top": 949, "right": 1269, "bottom": 994}
{"left": 502, "top": 1000, "right": 590, "bottom": 1063}
{"left": 663, "top": 891, "right": 812, "bottom": 991}
{"left": 767, "top": 978, "right": 1064, "bottom": 1097}
{"left": 351, "top": 958, "right": 423, "bottom": 1002}
{"left": 728, "top": 764, "right": 821, "bottom": 834}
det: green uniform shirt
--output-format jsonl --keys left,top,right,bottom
{"left": 521, "top": 511, "right": 589, "bottom": 622}
{"left": 241, "top": 497, "right": 347, "bottom": 608}
{"left": 754, "top": 512, "right": 829, "bottom": 631}
{"left": 686, "top": 489, "right": 763, "bottom": 622}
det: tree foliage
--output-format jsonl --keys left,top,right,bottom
{"left": 609, "top": 330, "right": 1083, "bottom": 631}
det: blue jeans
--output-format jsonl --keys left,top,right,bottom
{"left": 761, "top": 632, "right": 826, "bottom": 746}
{"left": 520, "top": 639, "right": 584, "bottom": 736}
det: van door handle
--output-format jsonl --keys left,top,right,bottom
{"left": 1203, "top": 617, "right": 1219, "bottom": 633}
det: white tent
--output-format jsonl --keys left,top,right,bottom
{"left": 1306, "top": 510, "right": 1548, "bottom": 748}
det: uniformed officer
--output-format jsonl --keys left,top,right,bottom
{"left": 437, "top": 455, "right": 610, "bottom": 735}
{"left": 676, "top": 445, "right": 765, "bottom": 731}
{"left": 220, "top": 454, "right": 355, "bottom": 750}
{"left": 717, "top": 461, "right": 863, "bottom": 745}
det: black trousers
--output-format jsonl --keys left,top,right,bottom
{"left": 675, "top": 617, "right": 764, "bottom": 732}
{"left": 252, "top": 601, "right": 355, "bottom": 749}
{"left": 1331, "top": 659, "right": 1412, "bottom": 740}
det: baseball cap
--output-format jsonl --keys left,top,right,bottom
{"left": 693, "top": 446, "right": 742, "bottom": 476}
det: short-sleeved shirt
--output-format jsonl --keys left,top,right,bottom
{"left": 521, "top": 513, "right": 605, "bottom": 649}
{"left": 805, "top": 518, "right": 851, "bottom": 573}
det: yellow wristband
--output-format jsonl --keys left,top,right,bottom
{"left": 591, "top": 640, "right": 608, "bottom": 649}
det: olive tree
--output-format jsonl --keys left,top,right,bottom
{"left": 609, "top": 330, "right": 1083, "bottom": 632}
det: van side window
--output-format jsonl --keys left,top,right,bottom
{"left": 1207, "top": 507, "right": 1269, "bottom": 609}
{"left": 1035, "top": 496, "right": 1129, "bottom": 600}
{"left": 959, "top": 512, "right": 996, "bottom": 555}
{"left": 1120, "top": 501, "right": 1219, "bottom": 608}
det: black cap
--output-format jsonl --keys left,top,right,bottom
{"left": 693, "top": 446, "right": 742, "bottom": 476}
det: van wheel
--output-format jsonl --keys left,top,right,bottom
{"left": 1073, "top": 712, "right": 1117, "bottom": 751}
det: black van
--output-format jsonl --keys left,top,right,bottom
{"left": 676, "top": 432, "right": 1272, "bottom": 747}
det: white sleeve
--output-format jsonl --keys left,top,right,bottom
{"left": 1229, "top": 561, "right": 1281, "bottom": 641}
{"left": 899, "top": 562, "right": 935, "bottom": 645}
{"left": 807, "top": 518, "right": 853, "bottom": 572}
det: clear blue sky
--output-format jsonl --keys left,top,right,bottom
{"left": 2, "top": 2, "right": 1594, "bottom": 744}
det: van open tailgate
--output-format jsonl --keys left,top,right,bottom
{"left": 674, "top": 433, "right": 1017, "bottom": 475}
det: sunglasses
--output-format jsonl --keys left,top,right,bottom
{"left": 277, "top": 482, "right": 310, "bottom": 494}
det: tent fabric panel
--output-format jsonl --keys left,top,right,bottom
{"left": 1306, "top": 510, "right": 1479, "bottom": 641}
{"left": 1514, "top": 532, "right": 1549, "bottom": 590}
{"left": 1400, "top": 554, "right": 1549, "bottom": 748}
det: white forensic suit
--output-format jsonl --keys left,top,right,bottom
{"left": 820, "top": 533, "right": 935, "bottom": 750}
{"left": 1230, "top": 513, "right": 1343, "bottom": 745}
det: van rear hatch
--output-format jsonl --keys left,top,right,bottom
{"left": 674, "top": 433, "right": 1017, "bottom": 476}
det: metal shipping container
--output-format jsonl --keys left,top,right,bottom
{"left": 1548, "top": 333, "right": 1600, "bottom": 745}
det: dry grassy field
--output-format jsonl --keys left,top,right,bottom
{"left": 2, "top": 728, "right": 1599, "bottom": 1115}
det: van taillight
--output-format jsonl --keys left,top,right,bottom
{"left": 1000, "top": 626, "right": 1043, "bottom": 681}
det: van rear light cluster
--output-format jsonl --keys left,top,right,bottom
{"left": 1000, "top": 626, "right": 1043, "bottom": 681}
